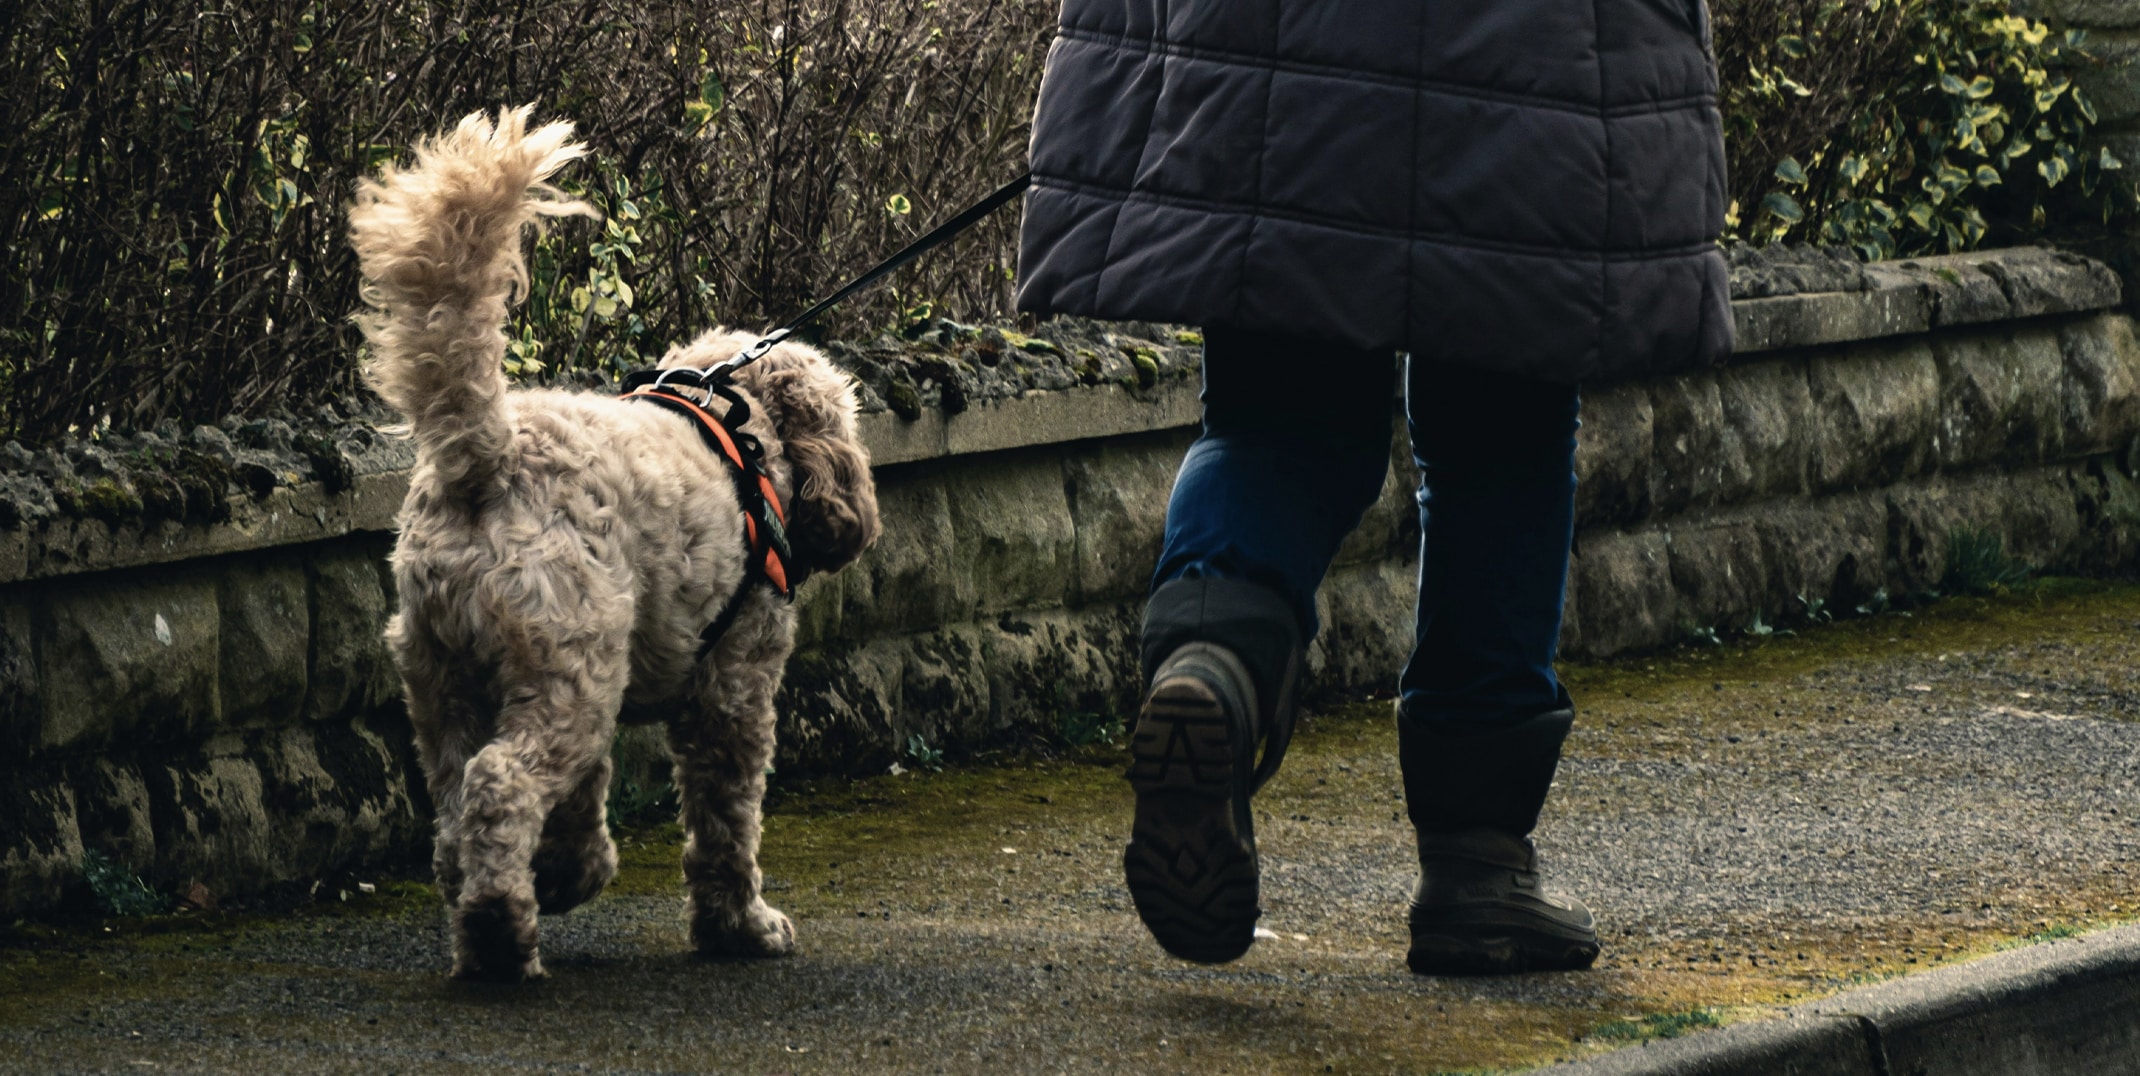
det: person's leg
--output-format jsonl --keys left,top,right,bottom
{"left": 1149, "top": 326, "right": 1397, "bottom": 634}
{"left": 1395, "top": 357, "right": 1596, "bottom": 975}
{"left": 1401, "top": 357, "right": 1576, "bottom": 735}
{"left": 1125, "top": 324, "right": 1395, "bottom": 964}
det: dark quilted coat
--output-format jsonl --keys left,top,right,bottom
{"left": 1014, "top": 0, "right": 1735, "bottom": 383}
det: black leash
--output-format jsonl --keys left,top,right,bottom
{"left": 695, "top": 171, "right": 1033, "bottom": 382}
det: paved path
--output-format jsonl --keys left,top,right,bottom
{"left": 7, "top": 582, "right": 2140, "bottom": 1074}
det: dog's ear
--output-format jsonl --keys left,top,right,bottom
{"left": 783, "top": 421, "right": 879, "bottom": 575}
{"left": 735, "top": 343, "right": 881, "bottom": 575}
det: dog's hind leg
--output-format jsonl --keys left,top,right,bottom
{"left": 670, "top": 601, "right": 797, "bottom": 958}
{"left": 452, "top": 654, "right": 625, "bottom": 982}
{"left": 390, "top": 614, "right": 491, "bottom": 911}
{"left": 532, "top": 752, "right": 619, "bottom": 915}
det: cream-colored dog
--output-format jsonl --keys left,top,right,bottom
{"left": 349, "top": 107, "right": 878, "bottom": 980}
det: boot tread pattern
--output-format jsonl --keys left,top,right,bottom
{"left": 1123, "top": 679, "right": 1259, "bottom": 964}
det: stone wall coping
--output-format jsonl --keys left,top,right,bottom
{"left": 0, "top": 247, "right": 2122, "bottom": 587}
{"left": 1732, "top": 245, "right": 2123, "bottom": 355}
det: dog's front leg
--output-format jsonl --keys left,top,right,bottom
{"left": 671, "top": 637, "right": 794, "bottom": 958}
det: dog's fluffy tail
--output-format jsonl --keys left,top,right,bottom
{"left": 349, "top": 106, "right": 591, "bottom": 492}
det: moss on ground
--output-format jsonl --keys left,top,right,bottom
{"left": 7, "top": 579, "right": 2140, "bottom": 1072}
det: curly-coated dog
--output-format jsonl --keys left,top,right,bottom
{"left": 348, "top": 107, "right": 879, "bottom": 981}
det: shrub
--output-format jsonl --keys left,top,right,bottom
{"left": 1942, "top": 525, "right": 2033, "bottom": 594}
{"left": 1716, "top": 0, "right": 2132, "bottom": 258}
{"left": 3, "top": 0, "right": 2128, "bottom": 444}
{"left": 0, "top": 0, "right": 1051, "bottom": 442}
{"left": 81, "top": 848, "right": 170, "bottom": 917}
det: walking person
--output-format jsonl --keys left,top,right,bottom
{"left": 1015, "top": 1, "right": 1734, "bottom": 973}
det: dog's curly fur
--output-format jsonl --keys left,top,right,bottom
{"left": 348, "top": 107, "right": 879, "bottom": 981}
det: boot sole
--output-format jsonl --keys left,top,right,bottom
{"left": 1407, "top": 907, "right": 1600, "bottom": 976}
{"left": 1123, "top": 678, "right": 1258, "bottom": 964}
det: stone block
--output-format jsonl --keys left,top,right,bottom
{"left": 1311, "top": 558, "right": 1418, "bottom": 695}
{"left": 37, "top": 573, "right": 219, "bottom": 754}
{"left": 1648, "top": 372, "right": 1738, "bottom": 515}
{"left": 945, "top": 453, "right": 1076, "bottom": 617}
{"left": 1748, "top": 494, "right": 1887, "bottom": 614}
{"left": 2071, "top": 30, "right": 2140, "bottom": 124}
{"left": 147, "top": 744, "right": 269, "bottom": 888}
{"left": 1935, "top": 328, "right": 2068, "bottom": 470}
{"left": 777, "top": 635, "right": 912, "bottom": 774}
{"left": 304, "top": 547, "right": 396, "bottom": 722}
{"left": 218, "top": 557, "right": 309, "bottom": 728}
{"left": 1333, "top": 416, "right": 1414, "bottom": 569}
{"left": 1664, "top": 517, "right": 1771, "bottom": 632}
{"left": 2070, "top": 459, "right": 2140, "bottom": 569}
{"left": 1574, "top": 382, "right": 1655, "bottom": 527}
{"left": 842, "top": 478, "right": 973, "bottom": 636}
{"left": 896, "top": 624, "right": 996, "bottom": 746}
{"left": 1567, "top": 529, "right": 1680, "bottom": 659}
{"left": 1065, "top": 431, "right": 1187, "bottom": 602}
{"left": 2064, "top": 0, "right": 2140, "bottom": 26}
{"left": 1885, "top": 470, "right": 2084, "bottom": 593}
{"left": 0, "top": 600, "right": 37, "bottom": 755}
{"left": 1718, "top": 358, "right": 1816, "bottom": 502}
{"left": 979, "top": 605, "right": 1141, "bottom": 739}
{"left": 0, "top": 768, "right": 81, "bottom": 919}
{"left": 70, "top": 758, "right": 156, "bottom": 868}
{"left": 1866, "top": 258, "right": 2011, "bottom": 327}
{"left": 791, "top": 569, "right": 845, "bottom": 650}
{"left": 1807, "top": 340, "right": 1940, "bottom": 492}
{"left": 1979, "top": 248, "right": 2127, "bottom": 317}
{"left": 252, "top": 721, "right": 424, "bottom": 880}
{"left": 1733, "top": 287, "right": 1931, "bottom": 355}
{"left": 2057, "top": 315, "right": 2140, "bottom": 456}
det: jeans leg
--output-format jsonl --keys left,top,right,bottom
{"left": 1151, "top": 325, "right": 1397, "bottom": 640}
{"left": 1399, "top": 358, "right": 1581, "bottom": 727}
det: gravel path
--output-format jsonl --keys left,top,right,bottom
{"left": 6, "top": 583, "right": 2140, "bottom": 1074}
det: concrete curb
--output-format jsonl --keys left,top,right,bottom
{"left": 1535, "top": 921, "right": 2140, "bottom": 1075}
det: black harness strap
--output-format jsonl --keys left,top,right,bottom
{"left": 621, "top": 380, "right": 798, "bottom": 660}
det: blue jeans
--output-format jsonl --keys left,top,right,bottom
{"left": 1152, "top": 325, "right": 1581, "bottom": 727}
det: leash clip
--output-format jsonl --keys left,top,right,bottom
{"left": 706, "top": 329, "right": 791, "bottom": 382}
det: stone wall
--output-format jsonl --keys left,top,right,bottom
{"left": 2, "top": 246, "right": 2132, "bottom": 920}
{"left": 1, "top": 533, "right": 424, "bottom": 918}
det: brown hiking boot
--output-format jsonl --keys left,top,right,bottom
{"left": 1125, "top": 578, "right": 1302, "bottom": 964}
{"left": 1123, "top": 642, "right": 1265, "bottom": 964}
{"left": 1406, "top": 829, "right": 1599, "bottom": 975}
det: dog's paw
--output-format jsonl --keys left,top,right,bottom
{"left": 452, "top": 894, "right": 545, "bottom": 981}
{"left": 692, "top": 901, "right": 796, "bottom": 959}
{"left": 452, "top": 952, "right": 548, "bottom": 983}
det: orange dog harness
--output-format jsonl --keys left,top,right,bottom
{"left": 620, "top": 368, "right": 795, "bottom": 657}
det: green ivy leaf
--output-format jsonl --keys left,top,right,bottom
{"left": 885, "top": 193, "right": 912, "bottom": 217}
{"left": 1965, "top": 75, "right": 1996, "bottom": 99}
{"left": 2104, "top": 147, "right": 2126, "bottom": 171}
{"left": 1974, "top": 164, "right": 2001, "bottom": 186}
{"left": 1778, "top": 34, "right": 1810, "bottom": 58}
{"left": 1774, "top": 156, "right": 1809, "bottom": 185}
{"left": 1940, "top": 72, "right": 1970, "bottom": 95}
{"left": 2038, "top": 155, "right": 2070, "bottom": 186}
{"left": 2073, "top": 86, "right": 2098, "bottom": 124}
{"left": 1760, "top": 191, "right": 1805, "bottom": 223}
